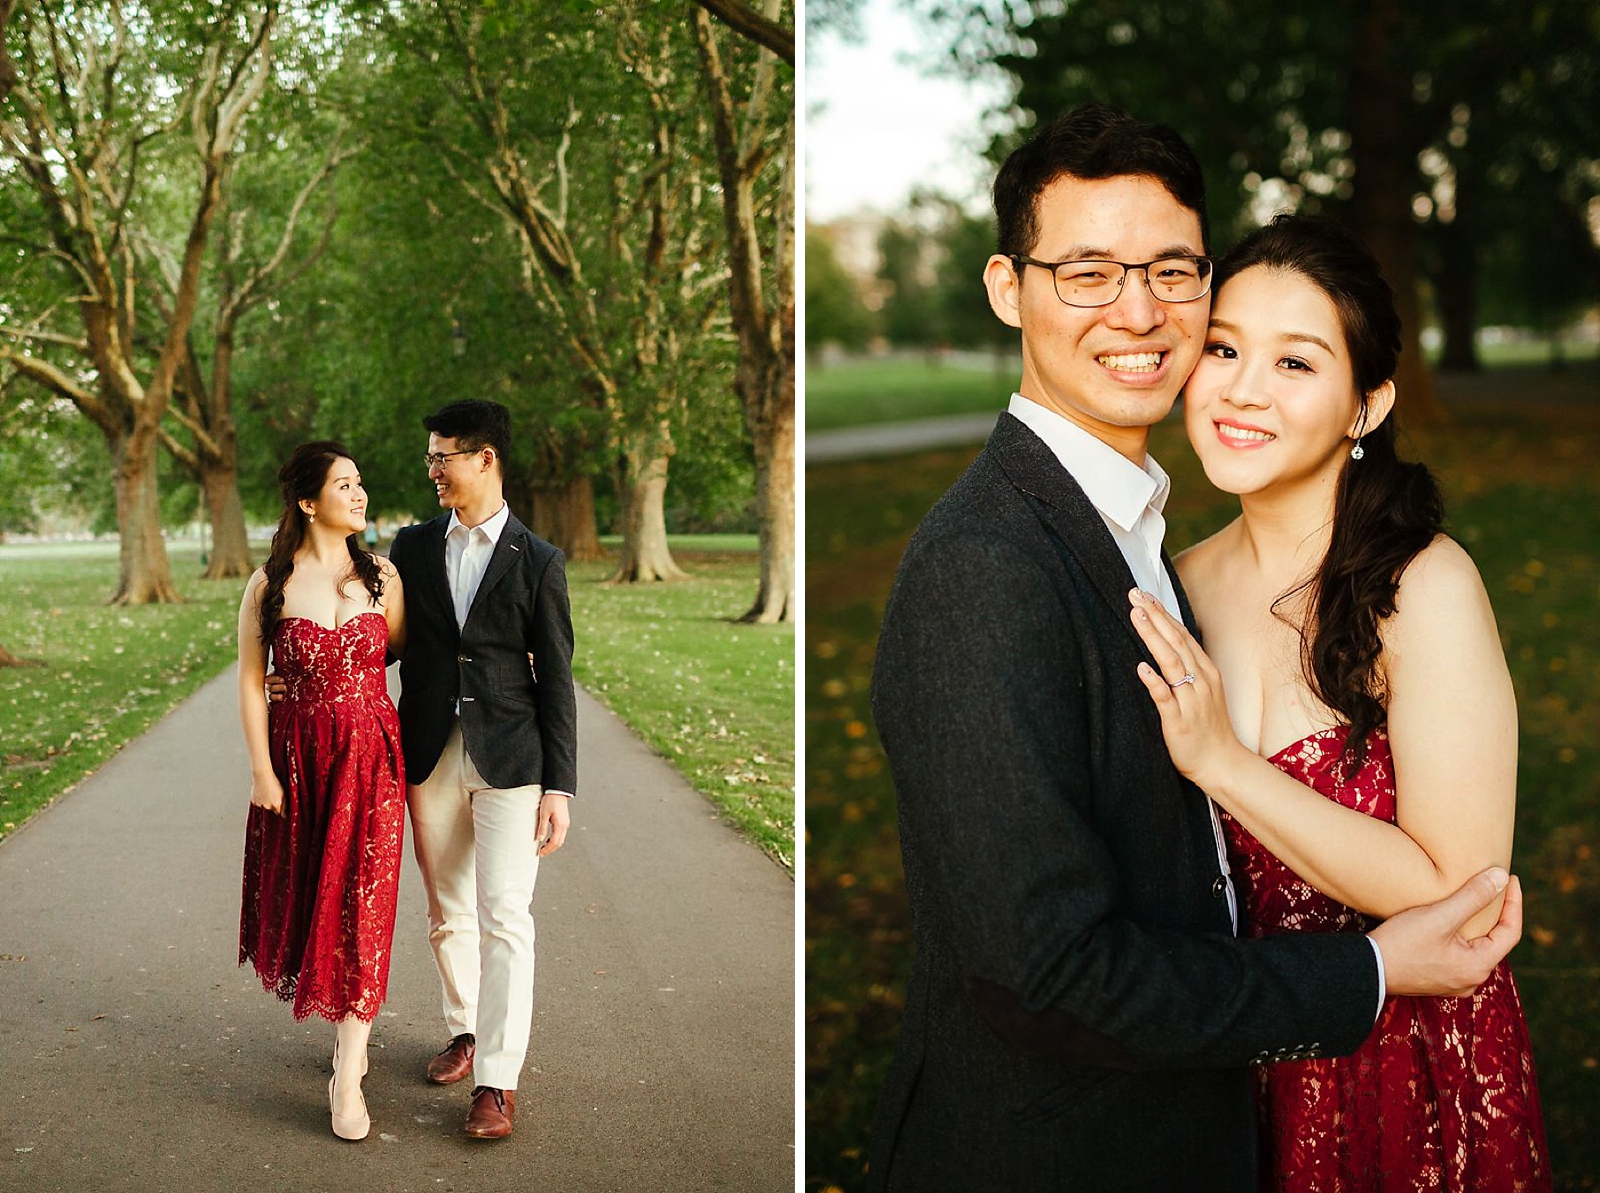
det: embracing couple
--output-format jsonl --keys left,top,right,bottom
{"left": 869, "top": 105, "right": 1550, "bottom": 1190}
{"left": 234, "top": 399, "right": 577, "bottom": 1142}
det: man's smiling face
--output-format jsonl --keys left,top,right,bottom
{"left": 986, "top": 173, "right": 1209, "bottom": 461}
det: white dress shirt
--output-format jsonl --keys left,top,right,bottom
{"left": 445, "top": 502, "right": 511, "bottom": 628}
{"left": 1006, "top": 394, "right": 1386, "bottom": 1015}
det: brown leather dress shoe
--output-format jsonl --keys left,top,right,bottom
{"left": 464, "top": 1085, "right": 515, "bottom": 1139}
{"left": 426, "top": 1033, "right": 475, "bottom": 1085}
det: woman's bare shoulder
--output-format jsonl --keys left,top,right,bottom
{"left": 1393, "top": 534, "right": 1489, "bottom": 616}
{"left": 1173, "top": 518, "right": 1242, "bottom": 594}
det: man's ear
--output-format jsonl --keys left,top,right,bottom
{"left": 1352, "top": 379, "right": 1397, "bottom": 439}
{"left": 983, "top": 254, "right": 1024, "bottom": 330}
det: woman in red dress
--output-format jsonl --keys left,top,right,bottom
{"left": 236, "top": 441, "right": 407, "bottom": 1142}
{"left": 1128, "top": 215, "right": 1550, "bottom": 1190}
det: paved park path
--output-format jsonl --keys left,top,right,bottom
{"left": 0, "top": 670, "right": 794, "bottom": 1192}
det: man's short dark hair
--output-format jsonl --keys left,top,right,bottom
{"left": 993, "top": 103, "right": 1209, "bottom": 258}
{"left": 423, "top": 400, "right": 512, "bottom": 470}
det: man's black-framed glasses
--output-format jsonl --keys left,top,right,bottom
{"left": 423, "top": 448, "right": 480, "bottom": 470}
{"left": 1010, "top": 254, "right": 1214, "bottom": 308}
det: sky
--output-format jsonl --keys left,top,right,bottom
{"left": 804, "top": 0, "right": 1016, "bottom": 223}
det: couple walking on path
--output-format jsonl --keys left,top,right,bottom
{"left": 236, "top": 399, "right": 576, "bottom": 1143}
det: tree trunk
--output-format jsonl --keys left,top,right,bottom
{"left": 610, "top": 451, "right": 687, "bottom": 583}
{"left": 1436, "top": 245, "right": 1481, "bottom": 372}
{"left": 112, "top": 426, "right": 182, "bottom": 605}
{"left": 1346, "top": 0, "right": 1443, "bottom": 425}
{"left": 200, "top": 454, "right": 253, "bottom": 579}
{"left": 1433, "top": 164, "right": 1481, "bottom": 373}
{"left": 742, "top": 393, "right": 794, "bottom": 623}
{"left": 525, "top": 474, "right": 604, "bottom": 562}
{"left": 692, "top": 5, "right": 795, "bottom": 622}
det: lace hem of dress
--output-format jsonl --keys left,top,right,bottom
{"left": 238, "top": 952, "right": 386, "bottom": 1024}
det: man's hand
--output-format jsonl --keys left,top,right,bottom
{"left": 536, "top": 792, "right": 570, "bottom": 857}
{"left": 1369, "top": 867, "right": 1522, "bottom": 997}
{"left": 264, "top": 672, "right": 288, "bottom": 703}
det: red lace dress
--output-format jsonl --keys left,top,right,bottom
{"left": 1223, "top": 725, "right": 1551, "bottom": 1192}
{"left": 239, "top": 612, "right": 405, "bottom": 1022}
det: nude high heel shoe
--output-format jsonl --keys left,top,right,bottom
{"left": 329, "top": 1041, "right": 371, "bottom": 1141}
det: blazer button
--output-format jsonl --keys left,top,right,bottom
{"left": 1211, "top": 876, "right": 1228, "bottom": 897}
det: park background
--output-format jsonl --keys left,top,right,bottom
{"left": 805, "top": 1, "right": 1600, "bottom": 1190}
{"left": 0, "top": 2, "right": 796, "bottom": 870}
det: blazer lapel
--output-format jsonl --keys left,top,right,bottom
{"left": 464, "top": 513, "right": 527, "bottom": 626}
{"left": 422, "top": 515, "right": 457, "bottom": 629}
{"left": 990, "top": 413, "right": 1156, "bottom": 657}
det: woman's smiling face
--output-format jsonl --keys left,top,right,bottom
{"left": 1183, "top": 264, "right": 1370, "bottom": 498}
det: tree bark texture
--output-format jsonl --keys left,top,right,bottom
{"left": 610, "top": 450, "right": 688, "bottom": 583}
{"left": 743, "top": 392, "right": 794, "bottom": 622}
{"left": 112, "top": 426, "right": 182, "bottom": 604}
{"left": 200, "top": 452, "right": 253, "bottom": 579}
{"left": 523, "top": 474, "right": 604, "bottom": 562}
{"left": 693, "top": 5, "right": 796, "bottom": 622}
{"left": 690, "top": 0, "right": 793, "bottom": 65}
{"left": 1345, "top": 0, "right": 1444, "bottom": 425}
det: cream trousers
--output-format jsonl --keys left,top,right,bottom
{"left": 406, "top": 723, "right": 542, "bottom": 1091}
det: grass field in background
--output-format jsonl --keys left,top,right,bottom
{"left": 569, "top": 544, "right": 795, "bottom": 870}
{"left": 806, "top": 343, "right": 1600, "bottom": 431}
{"left": 0, "top": 535, "right": 793, "bottom": 871}
{"left": 805, "top": 396, "right": 1600, "bottom": 1191}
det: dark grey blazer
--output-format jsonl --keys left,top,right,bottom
{"left": 866, "top": 414, "right": 1378, "bottom": 1191}
{"left": 388, "top": 510, "right": 577, "bottom": 794}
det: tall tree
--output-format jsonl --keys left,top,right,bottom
{"left": 692, "top": 0, "right": 795, "bottom": 622}
{"left": 147, "top": 121, "right": 359, "bottom": 578}
{"left": 372, "top": 1, "right": 726, "bottom": 583}
{"left": 0, "top": 1, "right": 276, "bottom": 602}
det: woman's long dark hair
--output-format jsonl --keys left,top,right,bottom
{"left": 257, "top": 441, "right": 384, "bottom": 643}
{"left": 1215, "top": 214, "right": 1444, "bottom": 769}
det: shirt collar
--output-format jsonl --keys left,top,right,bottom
{"left": 446, "top": 501, "right": 511, "bottom": 543}
{"left": 1007, "top": 393, "right": 1169, "bottom": 532}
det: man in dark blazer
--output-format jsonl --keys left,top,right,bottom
{"left": 866, "top": 105, "right": 1522, "bottom": 1190}
{"left": 388, "top": 399, "right": 577, "bottom": 1140}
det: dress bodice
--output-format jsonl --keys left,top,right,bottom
{"left": 272, "top": 611, "right": 391, "bottom": 706}
{"left": 1222, "top": 724, "right": 1394, "bottom": 937}
{"left": 1223, "top": 723, "right": 1551, "bottom": 1190}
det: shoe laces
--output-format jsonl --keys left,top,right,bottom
{"left": 471, "top": 1086, "right": 506, "bottom": 1111}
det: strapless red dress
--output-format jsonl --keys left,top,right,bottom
{"left": 1222, "top": 725, "right": 1550, "bottom": 1192}
{"left": 239, "top": 612, "right": 405, "bottom": 1022}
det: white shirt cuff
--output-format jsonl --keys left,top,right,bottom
{"left": 1367, "top": 935, "right": 1387, "bottom": 1021}
{"left": 545, "top": 789, "right": 574, "bottom": 799}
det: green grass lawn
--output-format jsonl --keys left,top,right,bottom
{"left": 805, "top": 353, "right": 1016, "bottom": 431}
{"left": 805, "top": 399, "right": 1600, "bottom": 1191}
{"left": 568, "top": 545, "right": 795, "bottom": 870}
{"left": 0, "top": 535, "right": 794, "bottom": 871}
{"left": 806, "top": 344, "right": 1598, "bottom": 431}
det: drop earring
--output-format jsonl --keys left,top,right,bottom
{"left": 1350, "top": 440, "right": 1365, "bottom": 461}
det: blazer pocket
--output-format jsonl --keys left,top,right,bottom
{"left": 1013, "top": 1067, "right": 1126, "bottom": 1129}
